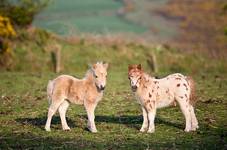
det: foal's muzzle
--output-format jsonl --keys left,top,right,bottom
{"left": 96, "top": 84, "right": 105, "bottom": 91}
{"left": 100, "top": 85, "right": 105, "bottom": 91}
{"left": 131, "top": 85, "right": 137, "bottom": 92}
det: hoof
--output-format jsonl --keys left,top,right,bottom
{"left": 63, "top": 127, "right": 71, "bottom": 131}
{"left": 91, "top": 130, "right": 97, "bottom": 133}
{"left": 45, "top": 127, "right": 51, "bottom": 132}
{"left": 184, "top": 128, "right": 190, "bottom": 132}
{"left": 190, "top": 127, "right": 197, "bottom": 131}
{"left": 90, "top": 129, "right": 98, "bottom": 133}
{"left": 147, "top": 129, "right": 155, "bottom": 133}
{"left": 88, "top": 127, "right": 97, "bottom": 133}
{"left": 191, "top": 125, "right": 199, "bottom": 131}
{"left": 140, "top": 128, "right": 146, "bottom": 132}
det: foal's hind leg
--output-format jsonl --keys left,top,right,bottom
{"left": 176, "top": 97, "right": 192, "bottom": 132}
{"left": 189, "top": 105, "right": 199, "bottom": 131}
{"left": 45, "top": 97, "right": 64, "bottom": 131}
{"left": 58, "top": 100, "right": 70, "bottom": 131}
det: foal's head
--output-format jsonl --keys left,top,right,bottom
{"left": 128, "top": 64, "right": 143, "bottom": 92}
{"left": 91, "top": 62, "right": 109, "bottom": 91}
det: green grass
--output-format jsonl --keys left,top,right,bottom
{"left": 0, "top": 71, "right": 227, "bottom": 149}
{"left": 0, "top": 32, "right": 227, "bottom": 149}
{"left": 33, "top": 0, "right": 147, "bottom": 35}
{"left": 32, "top": 0, "right": 178, "bottom": 40}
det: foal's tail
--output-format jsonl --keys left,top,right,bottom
{"left": 47, "top": 80, "right": 54, "bottom": 105}
{"left": 186, "top": 76, "right": 196, "bottom": 105}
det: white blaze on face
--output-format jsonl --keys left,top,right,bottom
{"left": 129, "top": 74, "right": 141, "bottom": 88}
{"left": 98, "top": 71, "right": 107, "bottom": 88}
{"left": 130, "top": 76, "right": 137, "bottom": 87}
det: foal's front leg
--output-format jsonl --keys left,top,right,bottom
{"left": 84, "top": 101, "right": 98, "bottom": 133}
{"left": 143, "top": 100, "right": 156, "bottom": 133}
{"left": 140, "top": 106, "right": 148, "bottom": 132}
{"left": 147, "top": 108, "right": 156, "bottom": 133}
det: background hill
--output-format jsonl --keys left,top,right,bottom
{"left": 33, "top": 0, "right": 178, "bottom": 42}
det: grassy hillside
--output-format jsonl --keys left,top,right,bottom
{"left": 0, "top": 29, "right": 227, "bottom": 149}
{"left": 33, "top": 0, "right": 147, "bottom": 35}
{"left": 32, "top": 0, "right": 227, "bottom": 57}
{"left": 32, "top": 0, "right": 178, "bottom": 42}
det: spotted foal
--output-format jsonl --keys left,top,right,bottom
{"left": 128, "top": 64, "right": 199, "bottom": 133}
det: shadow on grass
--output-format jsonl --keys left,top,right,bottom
{"left": 0, "top": 132, "right": 175, "bottom": 150}
{"left": 9, "top": 116, "right": 227, "bottom": 149}
{"left": 16, "top": 116, "right": 77, "bottom": 130}
{"left": 16, "top": 115, "right": 183, "bottom": 131}
{"left": 94, "top": 115, "right": 183, "bottom": 130}
{"left": 1, "top": 124, "right": 226, "bottom": 149}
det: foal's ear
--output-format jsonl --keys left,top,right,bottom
{"left": 137, "top": 64, "right": 142, "bottom": 70}
{"left": 128, "top": 65, "right": 133, "bottom": 71}
{"left": 103, "top": 63, "right": 109, "bottom": 69}
{"left": 92, "top": 63, "right": 97, "bottom": 69}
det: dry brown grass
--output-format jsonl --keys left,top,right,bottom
{"left": 159, "top": 0, "right": 227, "bottom": 58}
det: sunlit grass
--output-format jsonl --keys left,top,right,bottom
{"left": 0, "top": 34, "right": 227, "bottom": 149}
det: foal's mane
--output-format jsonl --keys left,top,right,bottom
{"left": 84, "top": 62, "right": 106, "bottom": 81}
{"left": 140, "top": 72, "right": 155, "bottom": 87}
{"left": 84, "top": 68, "right": 94, "bottom": 80}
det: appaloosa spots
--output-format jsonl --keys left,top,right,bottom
{"left": 183, "top": 83, "right": 189, "bottom": 90}
{"left": 145, "top": 100, "right": 150, "bottom": 105}
{"left": 185, "top": 94, "right": 188, "bottom": 98}
{"left": 149, "top": 93, "right": 152, "bottom": 98}
{"left": 128, "top": 65, "right": 198, "bottom": 133}
{"left": 149, "top": 104, "right": 153, "bottom": 109}
{"left": 154, "top": 81, "right": 159, "bottom": 84}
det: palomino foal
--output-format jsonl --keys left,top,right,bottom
{"left": 128, "top": 64, "right": 199, "bottom": 133}
{"left": 45, "top": 62, "right": 108, "bottom": 132}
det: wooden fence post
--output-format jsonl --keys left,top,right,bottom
{"left": 50, "top": 44, "right": 61, "bottom": 73}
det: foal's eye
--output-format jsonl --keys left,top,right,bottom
{"left": 95, "top": 75, "right": 98, "bottom": 78}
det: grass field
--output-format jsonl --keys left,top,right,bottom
{"left": 32, "top": 0, "right": 178, "bottom": 41}
{"left": 33, "top": 0, "right": 147, "bottom": 35}
{"left": 0, "top": 30, "right": 227, "bottom": 149}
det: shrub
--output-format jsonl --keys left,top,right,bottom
{"left": 0, "top": 0, "right": 49, "bottom": 27}
{"left": 0, "top": 15, "right": 16, "bottom": 38}
{"left": 0, "top": 15, "right": 16, "bottom": 70}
